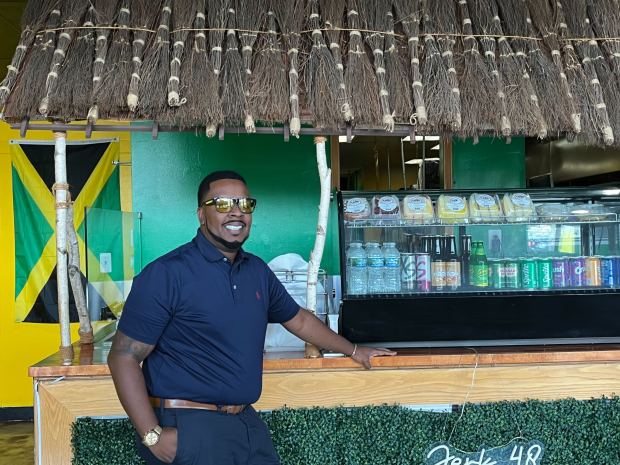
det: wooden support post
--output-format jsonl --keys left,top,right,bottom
{"left": 53, "top": 130, "right": 74, "bottom": 364}
{"left": 305, "top": 136, "right": 331, "bottom": 359}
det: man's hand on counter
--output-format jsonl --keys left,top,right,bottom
{"left": 351, "top": 346, "right": 397, "bottom": 369}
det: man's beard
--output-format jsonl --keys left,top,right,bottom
{"left": 205, "top": 224, "right": 248, "bottom": 251}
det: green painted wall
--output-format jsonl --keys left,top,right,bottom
{"left": 452, "top": 137, "right": 525, "bottom": 188}
{"left": 131, "top": 131, "right": 340, "bottom": 274}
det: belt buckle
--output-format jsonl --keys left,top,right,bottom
{"left": 216, "top": 404, "right": 230, "bottom": 414}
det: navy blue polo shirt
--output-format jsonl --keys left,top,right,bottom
{"left": 118, "top": 230, "right": 300, "bottom": 405}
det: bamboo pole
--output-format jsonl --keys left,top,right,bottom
{"left": 53, "top": 130, "right": 74, "bottom": 364}
{"left": 305, "top": 136, "right": 331, "bottom": 359}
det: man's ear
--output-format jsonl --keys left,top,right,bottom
{"left": 197, "top": 207, "right": 205, "bottom": 225}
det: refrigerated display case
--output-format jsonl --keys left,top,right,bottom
{"left": 337, "top": 188, "right": 620, "bottom": 347}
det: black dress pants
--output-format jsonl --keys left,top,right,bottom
{"left": 136, "top": 405, "right": 281, "bottom": 465}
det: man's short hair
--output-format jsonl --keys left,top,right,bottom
{"left": 197, "top": 170, "right": 247, "bottom": 206}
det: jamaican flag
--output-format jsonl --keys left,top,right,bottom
{"left": 11, "top": 140, "right": 122, "bottom": 322}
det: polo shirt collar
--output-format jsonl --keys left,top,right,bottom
{"left": 193, "top": 229, "right": 249, "bottom": 263}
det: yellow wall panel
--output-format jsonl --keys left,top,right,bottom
{"left": 0, "top": 121, "right": 131, "bottom": 407}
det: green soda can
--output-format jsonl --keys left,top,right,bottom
{"left": 520, "top": 258, "right": 539, "bottom": 289}
{"left": 503, "top": 259, "right": 520, "bottom": 289}
{"left": 489, "top": 259, "right": 505, "bottom": 289}
{"left": 537, "top": 258, "right": 553, "bottom": 289}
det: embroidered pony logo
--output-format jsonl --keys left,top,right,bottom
{"left": 256, "top": 291, "right": 261, "bottom": 301}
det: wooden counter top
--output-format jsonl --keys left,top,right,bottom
{"left": 29, "top": 322, "right": 620, "bottom": 378}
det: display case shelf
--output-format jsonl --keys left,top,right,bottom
{"left": 337, "top": 187, "right": 620, "bottom": 347}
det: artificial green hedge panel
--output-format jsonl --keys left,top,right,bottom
{"left": 72, "top": 398, "right": 620, "bottom": 465}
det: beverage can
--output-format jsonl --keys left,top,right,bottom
{"left": 585, "top": 256, "right": 602, "bottom": 287}
{"left": 600, "top": 256, "right": 616, "bottom": 287}
{"left": 520, "top": 258, "right": 538, "bottom": 289}
{"left": 488, "top": 259, "right": 505, "bottom": 289}
{"left": 445, "top": 260, "right": 460, "bottom": 290}
{"left": 551, "top": 257, "right": 569, "bottom": 288}
{"left": 415, "top": 253, "right": 432, "bottom": 292}
{"left": 401, "top": 253, "right": 417, "bottom": 291}
{"left": 537, "top": 258, "right": 553, "bottom": 289}
{"left": 569, "top": 257, "right": 585, "bottom": 287}
{"left": 431, "top": 261, "right": 447, "bottom": 290}
{"left": 504, "top": 260, "right": 520, "bottom": 288}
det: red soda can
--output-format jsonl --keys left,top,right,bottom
{"left": 585, "top": 256, "right": 602, "bottom": 287}
{"left": 415, "top": 253, "right": 432, "bottom": 292}
{"left": 569, "top": 257, "right": 585, "bottom": 287}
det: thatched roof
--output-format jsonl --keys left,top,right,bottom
{"left": 2, "top": 0, "right": 620, "bottom": 145}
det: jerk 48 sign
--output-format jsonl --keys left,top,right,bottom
{"left": 425, "top": 440, "right": 544, "bottom": 465}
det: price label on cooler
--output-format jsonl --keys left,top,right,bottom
{"left": 378, "top": 196, "right": 398, "bottom": 212}
{"left": 345, "top": 198, "right": 367, "bottom": 214}
{"left": 475, "top": 193, "right": 496, "bottom": 208}
{"left": 511, "top": 193, "right": 532, "bottom": 207}
{"left": 406, "top": 196, "right": 428, "bottom": 212}
{"left": 446, "top": 196, "right": 466, "bottom": 212}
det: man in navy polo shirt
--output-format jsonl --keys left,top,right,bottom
{"left": 108, "top": 170, "right": 396, "bottom": 465}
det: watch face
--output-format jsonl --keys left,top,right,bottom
{"left": 144, "top": 430, "right": 160, "bottom": 446}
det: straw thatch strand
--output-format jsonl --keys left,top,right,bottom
{"left": 221, "top": 6, "right": 248, "bottom": 127}
{"left": 493, "top": 0, "right": 547, "bottom": 138}
{"left": 497, "top": 0, "right": 574, "bottom": 138}
{"left": 273, "top": 0, "right": 305, "bottom": 136}
{"left": 320, "top": 0, "right": 353, "bottom": 123}
{"left": 39, "top": 0, "right": 89, "bottom": 116}
{"left": 526, "top": 0, "right": 580, "bottom": 135}
{"left": 359, "top": 0, "right": 394, "bottom": 131}
{"left": 393, "top": 0, "right": 426, "bottom": 125}
{"left": 0, "top": 0, "right": 59, "bottom": 106}
{"left": 384, "top": 9, "right": 412, "bottom": 123}
{"left": 458, "top": 0, "right": 498, "bottom": 137}
{"left": 87, "top": 0, "right": 121, "bottom": 123}
{"left": 421, "top": 0, "right": 460, "bottom": 133}
{"left": 236, "top": 0, "right": 268, "bottom": 131}
{"left": 307, "top": 0, "right": 346, "bottom": 129}
{"left": 208, "top": 0, "right": 229, "bottom": 77}
{"left": 562, "top": 0, "right": 616, "bottom": 145}
{"left": 468, "top": 0, "right": 511, "bottom": 137}
{"left": 127, "top": 0, "right": 162, "bottom": 112}
{"left": 5, "top": 8, "right": 61, "bottom": 118}
{"left": 344, "top": 0, "right": 380, "bottom": 126}
{"left": 430, "top": 0, "right": 462, "bottom": 131}
{"left": 173, "top": 0, "right": 223, "bottom": 134}
{"left": 586, "top": 0, "right": 620, "bottom": 91}
{"left": 139, "top": 0, "right": 172, "bottom": 119}
{"left": 48, "top": 4, "right": 96, "bottom": 119}
{"left": 250, "top": 8, "right": 289, "bottom": 125}
{"left": 167, "top": 0, "right": 196, "bottom": 109}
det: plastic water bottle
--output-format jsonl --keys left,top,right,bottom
{"left": 383, "top": 242, "right": 401, "bottom": 292}
{"left": 366, "top": 242, "right": 385, "bottom": 293}
{"left": 346, "top": 242, "right": 367, "bottom": 295}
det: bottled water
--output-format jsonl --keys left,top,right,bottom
{"left": 383, "top": 242, "right": 401, "bottom": 292}
{"left": 366, "top": 242, "right": 385, "bottom": 293}
{"left": 346, "top": 242, "right": 367, "bottom": 295}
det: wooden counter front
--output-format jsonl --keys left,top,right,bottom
{"left": 30, "top": 328, "right": 620, "bottom": 465}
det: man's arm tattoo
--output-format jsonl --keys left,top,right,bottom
{"left": 109, "top": 330, "right": 154, "bottom": 363}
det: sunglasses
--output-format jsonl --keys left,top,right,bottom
{"left": 201, "top": 197, "right": 257, "bottom": 214}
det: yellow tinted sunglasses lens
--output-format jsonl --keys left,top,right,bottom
{"left": 238, "top": 198, "right": 256, "bottom": 213}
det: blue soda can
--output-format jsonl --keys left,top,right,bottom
{"left": 552, "top": 257, "right": 569, "bottom": 288}
{"left": 601, "top": 256, "right": 618, "bottom": 287}
{"left": 569, "top": 257, "right": 585, "bottom": 287}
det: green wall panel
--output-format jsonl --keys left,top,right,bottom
{"left": 452, "top": 137, "right": 525, "bottom": 189}
{"left": 131, "top": 130, "right": 340, "bottom": 274}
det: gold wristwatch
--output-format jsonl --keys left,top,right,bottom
{"left": 142, "top": 425, "right": 162, "bottom": 447}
